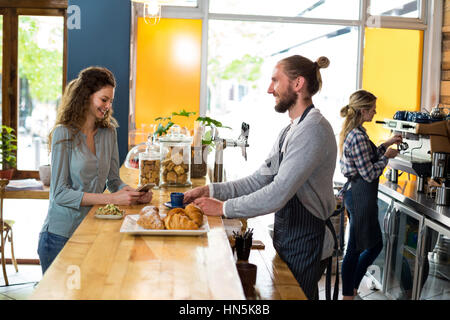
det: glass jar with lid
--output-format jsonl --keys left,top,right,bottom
{"left": 159, "top": 125, "right": 192, "bottom": 187}
{"left": 138, "top": 136, "right": 161, "bottom": 187}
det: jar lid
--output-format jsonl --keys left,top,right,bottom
{"left": 159, "top": 125, "right": 192, "bottom": 143}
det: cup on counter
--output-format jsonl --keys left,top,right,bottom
{"left": 236, "top": 262, "right": 257, "bottom": 299}
{"left": 170, "top": 192, "right": 184, "bottom": 208}
{"left": 38, "top": 164, "right": 51, "bottom": 186}
{"left": 235, "top": 236, "right": 252, "bottom": 261}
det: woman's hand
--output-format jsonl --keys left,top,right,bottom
{"left": 111, "top": 188, "right": 142, "bottom": 206}
{"left": 384, "top": 148, "right": 399, "bottom": 159}
{"left": 184, "top": 186, "right": 210, "bottom": 204}
{"left": 384, "top": 134, "right": 402, "bottom": 148}
{"left": 137, "top": 190, "right": 153, "bottom": 204}
{"left": 193, "top": 197, "right": 224, "bottom": 216}
{"left": 121, "top": 185, "right": 152, "bottom": 204}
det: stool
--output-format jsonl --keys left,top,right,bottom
{"left": 1, "top": 179, "right": 18, "bottom": 286}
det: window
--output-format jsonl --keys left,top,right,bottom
{"left": 0, "top": 1, "right": 67, "bottom": 177}
{"left": 207, "top": 20, "right": 358, "bottom": 181}
{"left": 18, "top": 15, "right": 64, "bottom": 170}
{"left": 162, "top": 0, "right": 197, "bottom": 7}
{"left": 129, "top": 0, "right": 439, "bottom": 183}
{"left": 209, "top": 0, "right": 360, "bottom": 20}
{"left": 369, "top": 0, "right": 422, "bottom": 18}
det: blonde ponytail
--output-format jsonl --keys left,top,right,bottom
{"left": 339, "top": 90, "right": 377, "bottom": 157}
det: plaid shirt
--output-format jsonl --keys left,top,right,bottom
{"left": 340, "top": 126, "right": 388, "bottom": 183}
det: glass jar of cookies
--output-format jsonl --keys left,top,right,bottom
{"left": 159, "top": 126, "right": 192, "bottom": 187}
{"left": 138, "top": 137, "right": 161, "bottom": 187}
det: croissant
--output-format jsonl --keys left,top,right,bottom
{"left": 164, "top": 210, "right": 199, "bottom": 230}
{"left": 137, "top": 210, "right": 165, "bottom": 230}
{"left": 166, "top": 207, "right": 186, "bottom": 217}
{"left": 184, "top": 204, "right": 204, "bottom": 227}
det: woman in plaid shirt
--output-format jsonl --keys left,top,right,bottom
{"left": 339, "top": 90, "right": 402, "bottom": 300}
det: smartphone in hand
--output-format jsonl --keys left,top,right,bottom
{"left": 136, "top": 183, "right": 156, "bottom": 192}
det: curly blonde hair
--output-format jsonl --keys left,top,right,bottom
{"left": 48, "top": 66, "right": 118, "bottom": 151}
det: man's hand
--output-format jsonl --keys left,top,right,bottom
{"left": 193, "top": 197, "right": 224, "bottom": 216}
{"left": 184, "top": 185, "right": 210, "bottom": 204}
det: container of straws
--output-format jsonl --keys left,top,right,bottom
{"left": 233, "top": 228, "right": 253, "bottom": 262}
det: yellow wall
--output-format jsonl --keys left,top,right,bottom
{"left": 135, "top": 18, "right": 202, "bottom": 132}
{"left": 362, "top": 28, "right": 424, "bottom": 145}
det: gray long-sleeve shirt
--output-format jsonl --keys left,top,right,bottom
{"left": 211, "top": 108, "right": 337, "bottom": 258}
{"left": 41, "top": 125, "right": 126, "bottom": 238}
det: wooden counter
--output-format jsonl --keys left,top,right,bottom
{"left": 29, "top": 166, "right": 306, "bottom": 300}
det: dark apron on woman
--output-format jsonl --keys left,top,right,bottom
{"left": 272, "top": 105, "right": 337, "bottom": 300}
{"left": 348, "top": 140, "right": 382, "bottom": 252}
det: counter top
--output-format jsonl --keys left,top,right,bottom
{"left": 30, "top": 166, "right": 306, "bottom": 300}
{"left": 379, "top": 178, "right": 450, "bottom": 228}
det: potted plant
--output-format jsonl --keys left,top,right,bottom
{"left": 191, "top": 116, "right": 231, "bottom": 178}
{"left": 154, "top": 109, "right": 196, "bottom": 137}
{"left": 0, "top": 125, "right": 17, "bottom": 180}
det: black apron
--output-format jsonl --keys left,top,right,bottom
{"left": 273, "top": 105, "right": 338, "bottom": 300}
{"left": 347, "top": 140, "right": 382, "bottom": 252}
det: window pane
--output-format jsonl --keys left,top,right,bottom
{"left": 162, "top": 0, "right": 197, "bottom": 7}
{"left": 0, "top": 15, "right": 2, "bottom": 125}
{"left": 18, "top": 16, "right": 64, "bottom": 170}
{"left": 209, "top": 0, "right": 360, "bottom": 20}
{"left": 369, "top": 0, "right": 421, "bottom": 18}
{"left": 208, "top": 20, "right": 358, "bottom": 181}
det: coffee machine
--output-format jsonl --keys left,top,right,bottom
{"left": 380, "top": 118, "right": 432, "bottom": 193}
{"left": 430, "top": 152, "right": 450, "bottom": 205}
{"left": 381, "top": 115, "right": 450, "bottom": 204}
{"left": 417, "top": 120, "right": 450, "bottom": 206}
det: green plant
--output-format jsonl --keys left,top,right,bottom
{"left": 0, "top": 125, "right": 17, "bottom": 170}
{"left": 196, "top": 116, "right": 231, "bottom": 146}
{"left": 154, "top": 109, "right": 197, "bottom": 137}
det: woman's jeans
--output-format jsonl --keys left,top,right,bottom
{"left": 37, "top": 231, "right": 68, "bottom": 274}
{"left": 342, "top": 190, "right": 383, "bottom": 296}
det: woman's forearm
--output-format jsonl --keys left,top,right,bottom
{"left": 80, "top": 192, "right": 114, "bottom": 206}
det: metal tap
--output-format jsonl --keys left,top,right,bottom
{"left": 212, "top": 122, "right": 250, "bottom": 183}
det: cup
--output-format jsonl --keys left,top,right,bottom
{"left": 235, "top": 236, "right": 252, "bottom": 261}
{"left": 236, "top": 262, "right": 257, "bottom": 299}
{"left": 170, "top": 192, "right": 184, "bottom": 208}
{"left": 38, "top": 164, "right": 51, "bottom": 186}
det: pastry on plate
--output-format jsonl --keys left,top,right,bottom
{"left": 139, "top": 205, "right": 159, "bottom": 216}
{"left": 164, "top": 212, "right": 199, "bottom": 230}
{"left": 184, "top": 203, "right": 204, "bottom": 227}
{"left": 137, "top": 208, "right": 165, "bottom": 230}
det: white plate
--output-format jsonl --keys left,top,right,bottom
{"left": 94, "top": 214, "right": 124, "bottom": 220}
{"left": 120, "top": 214, "right": 209, "bottom": 236}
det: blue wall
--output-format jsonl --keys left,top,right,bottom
{"left": 67, "top": 0, "right": 131, "bottom": 165}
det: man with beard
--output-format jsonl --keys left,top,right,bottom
{"left": 184, "top": 55, "right": 338, "bottom": 300}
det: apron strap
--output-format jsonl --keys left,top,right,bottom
{"left": 325, "top": 218, "right": 340, "bottom": 300}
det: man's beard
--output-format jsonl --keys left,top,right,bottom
{"left": 274, "top": 87, "right": 298, "bottom": 113}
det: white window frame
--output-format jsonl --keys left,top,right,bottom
{"left": 128, "top": 0, "right": 442, "bottom": 132}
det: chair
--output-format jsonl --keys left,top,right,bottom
{"left": 0, "top": 179, "right": 18, "bottom": 286}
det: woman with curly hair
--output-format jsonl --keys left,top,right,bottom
{"left": 37, "top": 66, "right": 152, "bottom": 274}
